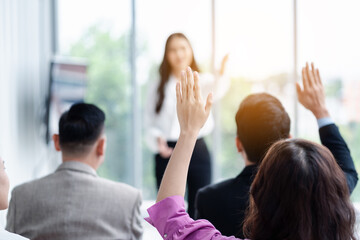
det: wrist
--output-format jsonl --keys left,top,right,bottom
{"left": 312, "top": 108, "right": 330, "bottom": 119}
{"left": 179, "top": 130, "right": 199, "bottom": 140}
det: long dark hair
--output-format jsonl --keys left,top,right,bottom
{"left": 243, "top": 139, "right": 356, "bottom": 240}
{"left": 155, "top": 33, "right": 199, "bottom": 114}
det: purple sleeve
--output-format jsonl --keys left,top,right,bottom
{"left": 146, "top": 196, "right": 241, "bottom": 240}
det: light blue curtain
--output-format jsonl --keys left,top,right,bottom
{"left": 0, "top": 0, "right": 57, "bottom": 226}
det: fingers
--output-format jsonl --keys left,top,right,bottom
{"left": 165, "top": 147, "right": 173, "bottom": 157}
{"left": 311, "top": 62, "right": 317, "bottom": 83}
{"left": 311, "top": 62, "right": 321, "bottom": 86}
{"left": 193, "top": 71, "right": 201, "bottom": 101}
{"left": 302, "top": 67, "right": 309, "bottom": 90}
{"left": 304, "top": 62, "right": 322, "bottom": 89}
{"left": 303, "top": 62, "right": 322, "bottom": 88}
{"left": 222, "top": 54, "right": 229, "bottom": 64}
{"left": 205, "top": 93, "right": 213, "bottom": 115}
{"left": 176, "top": 81, "right": 182, "bottom": 104}
{"left": 186, "top": 67, "right": 194, "bottom": 99}
{"left": 306, "top": 62, "right": 316, "bottom": 87}
{"left": 316, "top": 68, "right": 323, "bottom": 86}
{"left": 181, "top": 70, "right": 187, "bottom": 99}
{"left": 295, "top": 82, "right": 302, "bottom": 95}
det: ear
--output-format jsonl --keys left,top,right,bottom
{"left": 235, "top": 137, "right": 244, "bottom": 153}
{"left": 288, "top": 133, "right": 293, "bottom": 139}
{"left": 53, "top": 134, "right": 61, "bottom": 152}
{"left": 96, "top": 136, "right": 107, "bottom": 157}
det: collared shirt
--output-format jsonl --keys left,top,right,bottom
{"left": 146, "top": 196, "right": 241, "bottom": 240}
{"left": 56, "top": 161, "right": 97, "bottom": 177}
{"left": 317, "top": 117, "right": 334, "bottom": 128}
{"left": 144, "top": 73, "right": 230, "bottom": 152}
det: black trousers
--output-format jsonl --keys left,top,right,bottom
{"left": 155, "top": 137, "right": 212, "bottom": 218}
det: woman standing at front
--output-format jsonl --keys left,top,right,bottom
{"left": 145, "top": 33, "right": 229, "bottom": 218}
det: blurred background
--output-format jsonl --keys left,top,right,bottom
{"left": 1, "top": 0, "right": 360, "bottom": 238}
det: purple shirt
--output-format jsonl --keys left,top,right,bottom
{"left": 146, "top": 196, "right": 243, "bottom": 240}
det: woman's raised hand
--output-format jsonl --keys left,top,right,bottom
{"left": 219, "top": 54, "right": 229, "bottom": 75}
{"left": 176, "top": 67, "right": 213, "bottom": 136}
{"left": 156, "top": 67, "right": 212, "bottom": 202}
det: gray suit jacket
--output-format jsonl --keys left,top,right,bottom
{"left": 6, "top": 161, "right": 143, "bottom": 240}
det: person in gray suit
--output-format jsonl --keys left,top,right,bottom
{"left": 6, "top": 103, "right": 143, "bottom": 240}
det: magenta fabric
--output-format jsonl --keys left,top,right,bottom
{"left": 146, "top": 196, "right": 243, "bottom": 240}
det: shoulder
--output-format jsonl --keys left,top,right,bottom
{"left": 197, "top": 178, "right": 234, "bottom": 201}
{"left": 96, "top": 177, "right": 141, "bottom": 199}
{"left": 95, "top": 178, "right": 142, "bottom": 210}
{"left": 11, "top": 173, "right": 55, "bottom": 196}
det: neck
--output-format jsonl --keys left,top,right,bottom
{"left": 242, "top": 154, "right": 255, "bottom": 167}
{"left": 62, "top": 156, "right": 98, "bottom": 171}
{"left": 241, "top": 152, "right": 256, "bottom": 167}
{"left": 245, "top": 160, "right": 256, "bottom": 167}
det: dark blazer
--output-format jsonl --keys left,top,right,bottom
{"left": 195, "top": 123, "right": 358, "bottom": 238}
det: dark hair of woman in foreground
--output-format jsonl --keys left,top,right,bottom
{"left": 156, "top": 33, "right": 199, "bottom": 113}
{"left": 243, "top": 139, "right": 356, "bottom": 240}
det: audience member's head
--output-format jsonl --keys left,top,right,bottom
{"left": 235, "top": 93, "right": 290, "bottom": 164}
{"left": 53, "top": 103, "right": 106, "bottom": 169}
{"left": 0, "top": 157, "right": 9, "bottom": 209}
{"left": 244, "top": 138, "right": 355, "bottom": 240}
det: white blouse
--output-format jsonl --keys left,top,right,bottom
{"left": 144, "top": 73, "right": 230, "bottom": 153}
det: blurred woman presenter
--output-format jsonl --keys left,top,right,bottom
{"left": 145, "top": 33, "right": 229, "bottom": 217}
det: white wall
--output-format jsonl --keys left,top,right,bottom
{"left": 0, "top": 0, "right": 60, "bottom": 226}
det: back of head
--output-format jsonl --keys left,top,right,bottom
{"left": 59, "top": 103, "right": 105, "bottom": 157}
{"left": 235, "top": 93, "right": 290, "bottom": 164}
{"left": 244, "top": 139, "right": 355, "bottom": 240}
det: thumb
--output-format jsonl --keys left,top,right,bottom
{"left": 296, "top": 82, "right": 305, "bottom": 106}
{"left": 295, "top": 82, "right": 302, "bottom": 96}
{"left": 205, "top": 93, "right": 213, "bottom": 115}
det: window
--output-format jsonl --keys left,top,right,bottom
{"left": 215, "top": 0, "right": 294, "bottom": 180}
{"left": 57, "top": 0, "right": 360, "bottom": 203}
{"left": 57, "top": 0, "right": 134, "bottom": 184}
{"left": 297, "top": 0, "right": 360, "bottom": 200}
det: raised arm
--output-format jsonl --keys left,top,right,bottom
{"left": 296, "top": 62, "right": 358, "bottom": 193}
{"left": 148, "top": 67, "right": 238, "bottom": 240}
{"left": 219, "top": 54, "right": 229, "bottom": 76}
{"left": 156, "top": 67, "right": 212, "bottom": 202}
{"left": 201, "top": 54, "right": 230, "bottom": 102}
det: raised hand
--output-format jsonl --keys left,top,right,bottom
{"left": 296, "top": 62, "right": 330, "bottom": 119}
{"left": 219, "top": 54, "right": 229, "bottom": 75}
{"left": 156, "top": 67, "right": 212, "bottom": 202}
{"left": 176, "top": 67, "right": 213, "bottom": 136}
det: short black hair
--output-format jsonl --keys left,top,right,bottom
{"left": 235, "top": 93, "right": 290, "bottom": 164}
{"left": 59, "top": 103, "right": 105, "bottom": 155}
